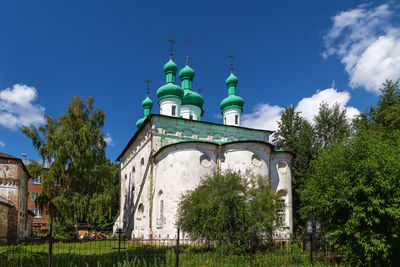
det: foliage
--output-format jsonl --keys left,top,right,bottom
{"left": 273, "top": 105, "right": 315, "bottom": 231}
{"left": 301, "top": 128, "right": 400, "bottom": 266}
{"left": 357, "top": 79, "right": 400, "bottom": 131}
{"left": 22, "top": 96, "right": 118, "bottom": 235}
{"left": 0, "top": 240, "right": 336, "bottom": 267}
{"left": 313, "top": 102, "right": 350, "bottom": 149}
{"left": 176, "top": 170, "right": 280, "bottom": 252}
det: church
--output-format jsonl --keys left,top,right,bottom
{"left": 114, "top": 48, "right": 293, "bottom": 240}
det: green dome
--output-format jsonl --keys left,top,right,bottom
{"left": 220, "top": 95, "right": 244, "bottom": 113}
{"left": 182, "top": 89, "right": 204, "bottom": 108}
{"left": 179, "top": 65, "right": 195, "bottom": 80}
{"left": 156, "top": 83, "right": 184, "bottom": 103}
{"left": 225, "top": 73, "right": 239, "bottom": 86}
{"left": 136, "top": 117, "right": 146, "bottom": 129}
{"left": 163, "top": 59, "right": 178, "bottom": 73}
{"left": 142, "top": 96, "right": 153, "bottom": 108}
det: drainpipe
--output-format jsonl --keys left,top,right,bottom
{"left": 217, "top": 144, "right": 222, "bottom": 175}
{"left": 148, "top": 121, "right": 154, "bottom": 235}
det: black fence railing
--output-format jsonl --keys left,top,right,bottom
{"left": 0, "top": 231, "right": 342, "bottom": 267}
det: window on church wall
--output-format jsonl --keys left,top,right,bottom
{"left": 172, "top": 105, "right": 176, "bottom": 116}
{"left": 224, "top": 117, "right": 226, "bottom": 124}
{"left": 277, "top": 190, "right": 287, "bottom": 226}
{"left": 235, "top": 115, "right": 238, "bottom": 125}
{"left": 141, "top": 158, "right": 145, "bottom": 166}
{"left": 160, "top": 200, "right": 164, "bottom": 219}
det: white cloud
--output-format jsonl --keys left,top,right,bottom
{"left": 104, "top": 133, "right": 114, "bottom": 146}
{"left": 296, "top": 88, "right": 360, "bottom": 122}
{"left": 0, "top": 84, "right": 45, "bottom": 130}
{"left": 241, "top": 103, "right": 284, "bottom": 130}
{"left": 241, "top": 88, "right": 360, "bottom": 131}
{"left": 324, "top": 3, "right": 400, "bottom": 93}
{"left": 0, "top": 141, "right": 4, "bottom": 147}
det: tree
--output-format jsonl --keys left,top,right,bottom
{"left": 313, "top": 102, "right": 350, "bottom": 149}
{"left": 176, "top": 170, "right": 280, "bottom": 252}
{"left": 300, "top": 129, "right": 400, "bottom": 266}
{"left": 22, "top": 96, "right": 117, "bottom": 237}
{"left": 358, "top": 79, "right": 400, "bottom": 131}
{"left": 273, "top": 106, "right": 314, "bottom": 231}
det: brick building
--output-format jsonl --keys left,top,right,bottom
{"left": 27, "top": 170, "right": 49, "bottom": 234}
{"left": 0, "top": 152, "right": 34, "bottom": 244}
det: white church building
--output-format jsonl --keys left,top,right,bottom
{"left": 114, "top": 51, "right": 293, "bottom": 240}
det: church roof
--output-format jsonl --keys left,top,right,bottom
{"left": 116, "top": 114, "right": 276, "bottom": 161}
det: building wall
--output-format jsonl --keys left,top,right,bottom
{"left": 0, "top": 201, "right": 18, "bottom": 245}
{"left": 151, "top": 143, "right": 217, "bottom": 238}
{"left": 0, "top": 157, "right": 31, "bottom": 241}
{"left": 27, "top": 178, "right": 49, "bottom": 233}
{"left": 117, "top": 116, "right": 293, "bottom": 240}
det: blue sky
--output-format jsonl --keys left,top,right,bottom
{"left": 1, "top": 0, "right": 399, "bottom": 161}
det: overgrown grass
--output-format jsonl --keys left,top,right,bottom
{"left": 0, "top": 240, "right": 340, "bottom": 266}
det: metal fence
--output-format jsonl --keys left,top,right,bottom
{"left": 0, "top": 231, "right": 341, "bottom": 267}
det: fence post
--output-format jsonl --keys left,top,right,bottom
{"left": 310, "top": 234, "right": 313, "bottom": 265}
{"left": 48, "top": 220, "right": 53, "bottom": 267}
{"left": 117, "top": 228, "right": 122, "bottom": 265}
{"left": 175, "top": 228, "right": 180, "bottom": 267}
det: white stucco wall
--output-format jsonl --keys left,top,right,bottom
{"left": 159, "top": 98, "right": 181, "bottom": 117}
{"left": 180, "top": 105, "right": 201, "bottom": 121}
{"left": 151, "top": 143, "right": 216, "bottom": 238}
{"left": 223, "top": 107, "right": 241, "bottom": 126}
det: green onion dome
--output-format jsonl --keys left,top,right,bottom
{"left": 220, "top": 95, "right": 244, "bottom": 114}
{"left": 182, "top": 89, "right": 204, "bottom": 108}
{"left": 157, "top": 83, "right": 184, "bottom": 102}
{"left": 136, "top": 117, "right": 146, "bottom": 129}
{"left": 163, "top": 59, "right": 178, "bottom": 73}
{"left": 141, "top": 96, "right": 153, "bottom": 109}
{"left": 225, "top": 73, "right": 239, "bottom": 86}
{"left": 179, "top": 65, "right": 195, "bottom": 80}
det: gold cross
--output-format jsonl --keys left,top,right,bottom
{"left": 229, "top": 55, "right": 235, "bottom": 73}
{"left": 145, "top": 79, "right": 151, "bottom": 96}
{"left": 167, "top": 39, "right": 175, "bottom": 59}
{"left": 184, "top": 40, "right": 192, "bottom": 64}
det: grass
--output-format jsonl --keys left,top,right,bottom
{"left": 0, "top": 239, "right": 340, "bottom": 267}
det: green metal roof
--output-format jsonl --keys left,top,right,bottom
{"left": 179, "top": 65, "right": 195, "bottom": 80}
{"left": 163, "top": 59, "right": 178, "bottom": 73}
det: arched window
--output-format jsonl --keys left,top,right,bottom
{"left": 141, "top": 158, "right": 145, "bottom": 166}
{"left": 138, "top": 204, "right": 144, "bottom": 214}
{"left": 277, "top": 190, "right": 287, "bottom": 226}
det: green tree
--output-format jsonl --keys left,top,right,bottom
{"left": 301, "top": 129, "right": 400, "bottom": 266}
{"left": 273, "top": 105, "right": 314, "bottom": 231}
{"left": 176, "top": 170, "right": 280, "bottom": 252}
{"left": 313, "top": 102, "right": 350, "bottom": 149}
{"left": 22, "top": 96, "right": 117, "bottom": 237}
{"left": 358, "top": 79, "right": 400, "bottom": 131}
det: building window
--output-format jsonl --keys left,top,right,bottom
{"left": 31, "top": 192, "right": 39, "bottom": 201}
{"left": 160, "top": 200, "right": 164, "bottom": 219}
{"left": 277, "top": 199, "right": 286, "bottom": 225}
{"left": 224, "top": 117, "right": 226, "bottom": 124}
{"left": 32, "top": 208, "right": 42, "bottom": 218}
{"left": 172, "top": 105, "right": 176, "bottom": 116}
{"left": 32, "top": 177, "right": 41, "bottom": 184}
{"left": 277, "top": 190, "right": 287, "bottom": 226}
{"left": 189, "top": 114, "right": 193, "bottom": 120}
{"left": 235, "top": 115, "right": 238, "bottom": 125}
